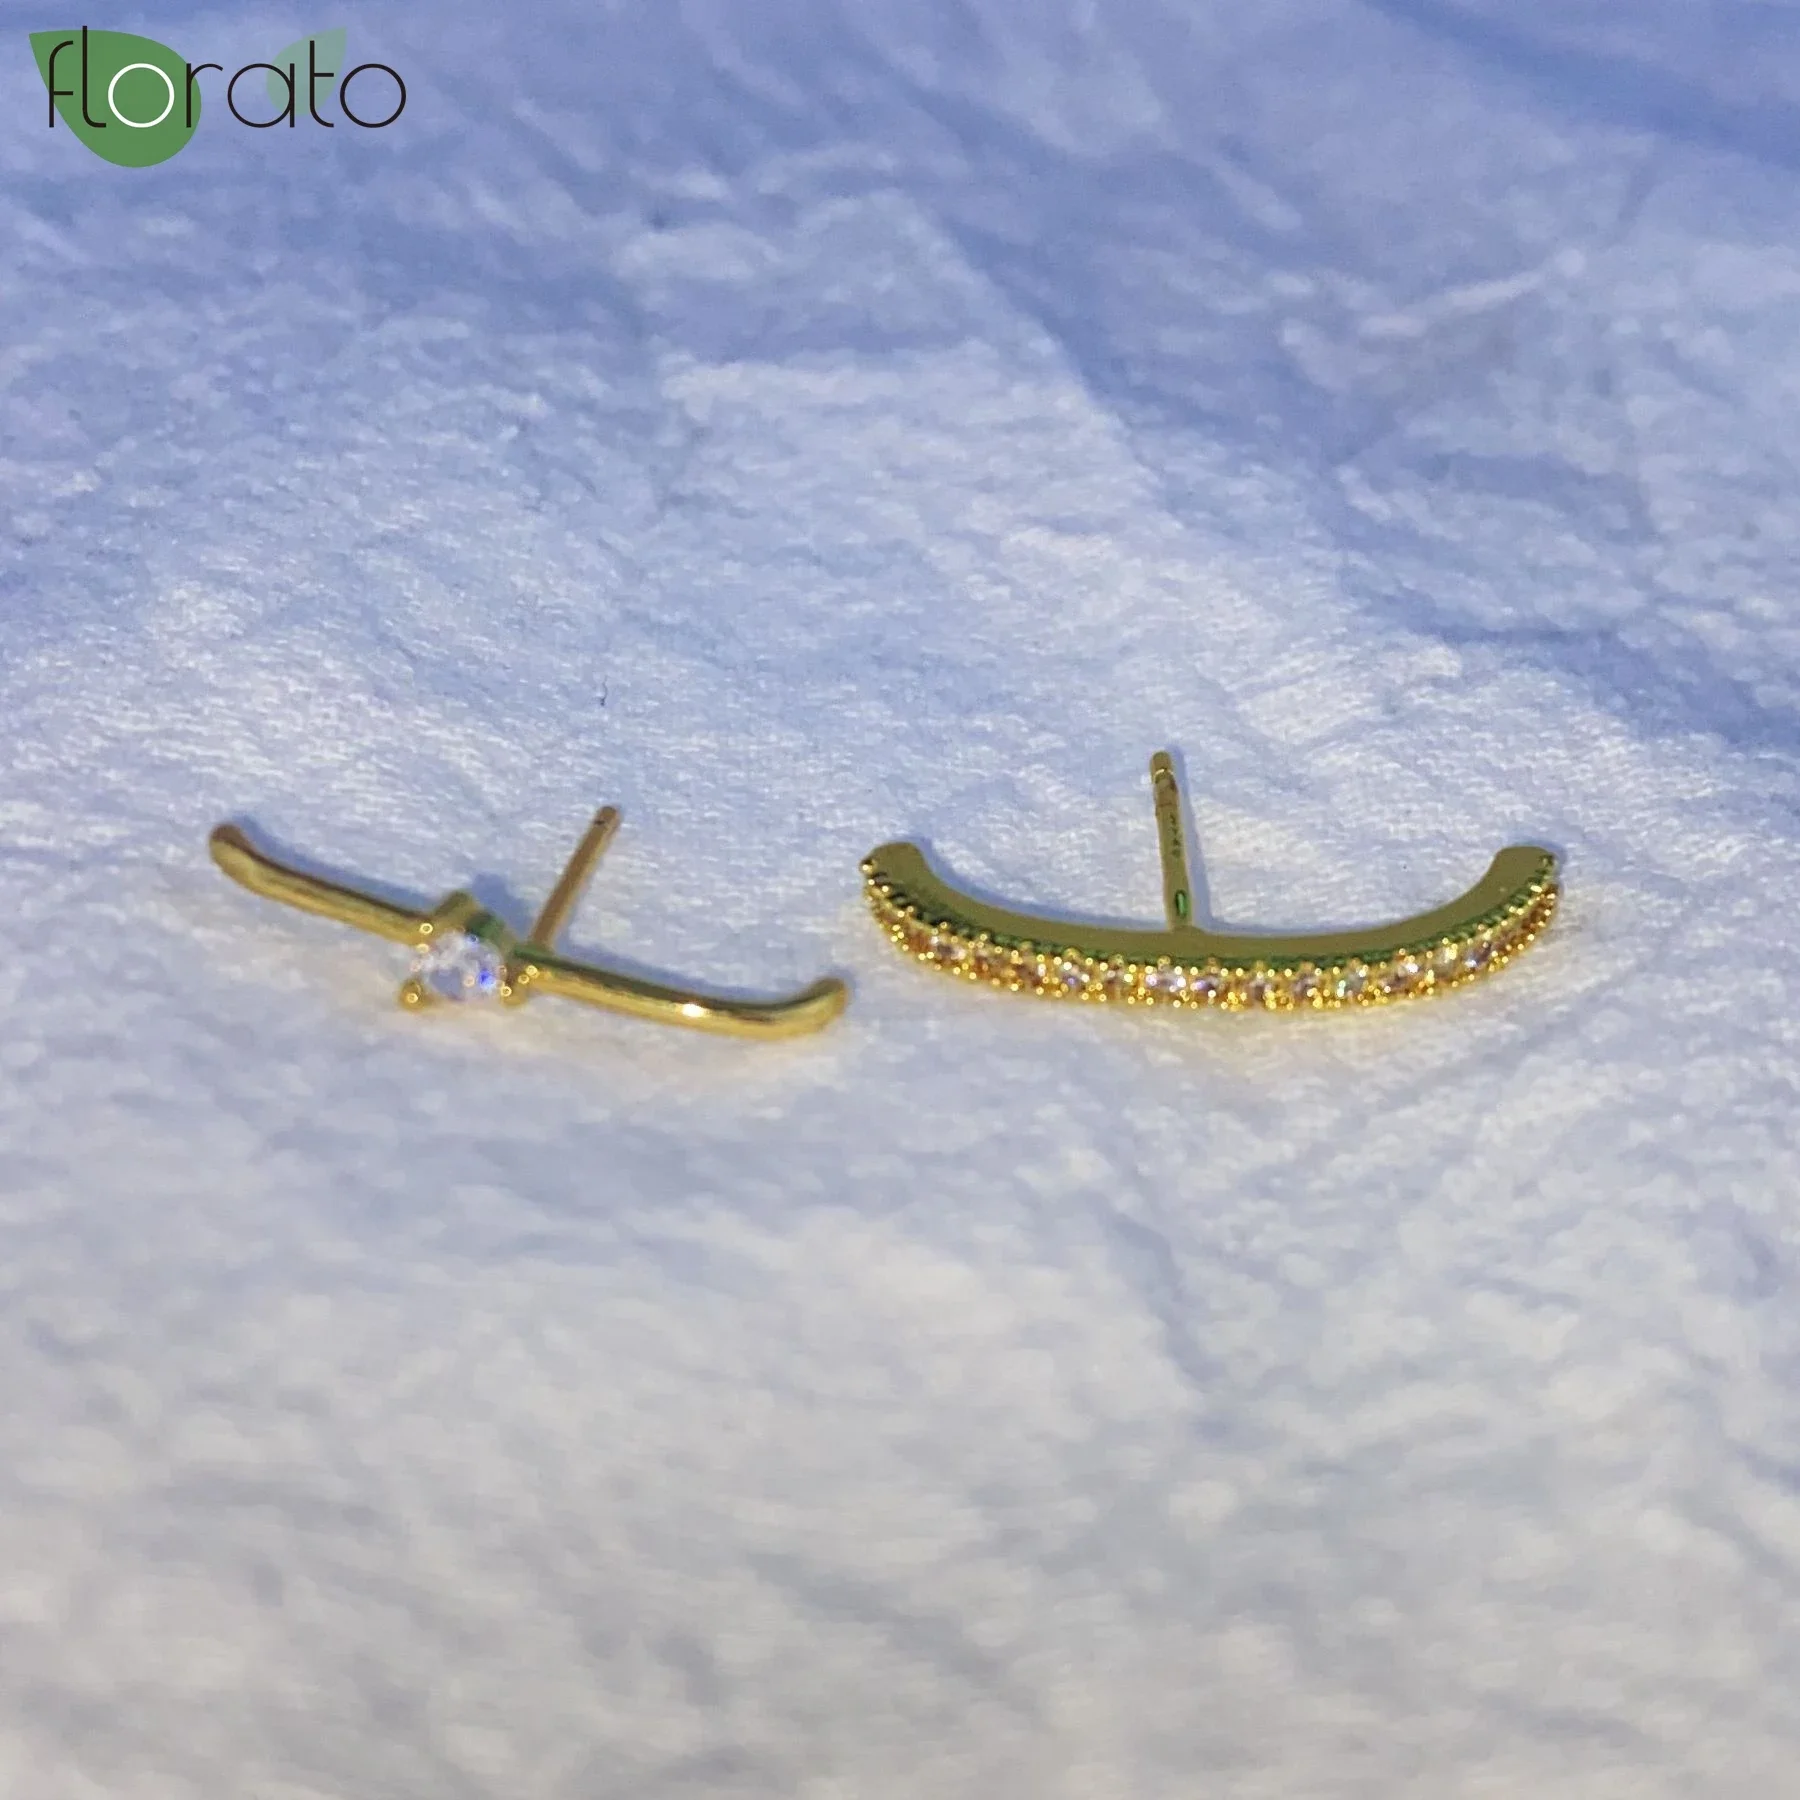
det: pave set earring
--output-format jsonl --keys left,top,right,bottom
{"left": 864, "top": 751, "right": 1557, "bottom": 1013}
{"left": 211, "top": 749, "right": 1557, "bottom": 1038}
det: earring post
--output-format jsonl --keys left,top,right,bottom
{"left": 529, "top": 805, "right": 621, "bottom": 947}
{"left": 1148, "top": 751, "right": 1193, "bottom": 927}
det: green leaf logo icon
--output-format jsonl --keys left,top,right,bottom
{"left": 268, "top": 28, "right": 346, "bottom": 114}
{"left": 30, "top": 28, "right": 198, "bottom": 166}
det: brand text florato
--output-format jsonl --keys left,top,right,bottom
{"left": 31, "top": 28, "right": 403, "bottom": 166}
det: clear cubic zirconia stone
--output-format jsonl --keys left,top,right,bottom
{"left": 411, "top": 932, "right": 507, "bottom": 1003}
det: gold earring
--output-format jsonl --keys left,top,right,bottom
{"left": 211, "top": 807, "right": 848, "bottom": 1039}
{"left": 862, "top": 751, "right": 1557, "bottom": 1011}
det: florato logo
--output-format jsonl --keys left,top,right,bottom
{"left": 30, "top": 27, "right": 404, "bottom": 166}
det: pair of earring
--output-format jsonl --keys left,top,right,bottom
{"left": 211, "top": 750, "right": 1557, "bottom": 1039}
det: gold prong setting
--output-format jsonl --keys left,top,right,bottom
{"left": 861, "top": 863, "right": 1559, "bottom": 1011}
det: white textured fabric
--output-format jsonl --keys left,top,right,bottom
{"left": 4, "top": 3, "right": 1799, "bottom": 1794}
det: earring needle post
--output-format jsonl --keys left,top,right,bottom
{"left": 529, "top": 805, "right": 621, "bottom": 947}
{"left": 1149, "top": 751, "right": 1193, "bottom": 928}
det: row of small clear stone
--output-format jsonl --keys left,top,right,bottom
{"left": 865, "top": 882, "right": 1556, "bottom": 1009}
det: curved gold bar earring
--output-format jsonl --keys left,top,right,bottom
{"left": 862, "top": 751, "right": 1558, "bottom": 1011}
{"left": 210, "top": 807, "right": 848, "bottom": 1039}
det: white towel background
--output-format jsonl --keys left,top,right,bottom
{"left": 3, "top": 3, "right": 1798, "bottom": 1794}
